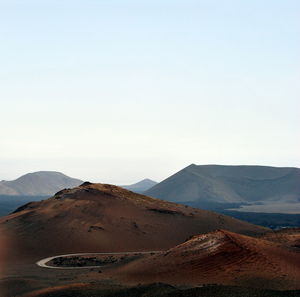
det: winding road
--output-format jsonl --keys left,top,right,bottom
{"left": 36, "top": 251, "right": 161, "bottom": 269}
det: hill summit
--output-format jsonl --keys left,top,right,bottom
{"left": 122, "top": 179, "right": 157, "bottom": 193}
{"left": 0, "top": 182, "right": 267, "bottom": 261}
{"left": 0, "top": 171, "right": 83, "bottom": 196}
{"left": 145, "top": 164, "right": 300, "bottom": 206}
{"left": 118, "top": 229, "right": 300, "bottom": 290}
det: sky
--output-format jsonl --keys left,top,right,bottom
{"left": 0, "top": 0, "right": 299, "bottom": 184}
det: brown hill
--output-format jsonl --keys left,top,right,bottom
{"left": 21, "top": 283, "right": 300, "bottom": 297}
{"left": 261, "top": 228, "right": 300, "bottom": 250}
{"left": 115, "top": 230, "right": 300, "bottom": 290}
{"left": 0, "top": 183, "right": 267, "bottom": 264}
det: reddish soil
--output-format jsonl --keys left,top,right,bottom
{"left": 260, "top": 228, "right": 300, "bottom": 250}
{"left": 114, "top": 230, "right": 300, "bottom": 290}
{"left": 2, "top": 183, "right": 297, "bottom": 296}
{"left": 0, "top": 183, "right": 267, "bottom": 264}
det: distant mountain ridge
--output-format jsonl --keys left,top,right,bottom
{"left": 122, "top": 179, "right": 157, "bottom": 193}
{"left": 145, "top": 164, "right": 300, "bottom": 205}
{"left": 0, "top": 171, "right": 83, "bottom": 196}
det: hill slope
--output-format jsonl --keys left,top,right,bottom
{"left": 145, "top": 164, "right": 300, "bottom": 205}
{"left": 122, "top": 179, "right": 157, "bottom": 193}
{"left": 0, "top": 171, "right": 83, "bottom": 196}
{"left": 0, "top": 183, "right": 267, "bottom": 263}
{"left": 117, "top": 230, "right": 300, "bottom": 290}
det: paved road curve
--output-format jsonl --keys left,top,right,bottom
{"left": 37, "top": 251, "right": 161, "bottom": 269}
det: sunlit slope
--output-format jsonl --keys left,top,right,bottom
{"left": 117, "top": 230, "right": 300, "bottom": 290}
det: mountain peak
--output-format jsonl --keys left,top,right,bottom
{"left": 140, "top": 178, "right": 156, "bottom": 183}
{"left": 121, "top": 178, "right": 158, "bottom": 193}
{"left": 145, "top": 164, "right": 300, "bottom": 206}
{"left": 184, "top": 163, "right": 197, "bottom": 170}
{"left": 0, "top": 171, "right": 83, "bottom": 196}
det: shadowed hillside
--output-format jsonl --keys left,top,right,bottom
{"left": 22, "top": 283, "right": 300, "bottom": 297}
{"left": 145, "top": 164, "right": 300, "bottom": 213}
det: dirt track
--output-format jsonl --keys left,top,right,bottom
{"left": 37, "top": 251, "right": 161, "bottom": 269}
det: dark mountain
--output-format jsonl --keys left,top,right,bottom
{"left": 145, "top": 164, "right": 300, "bottom": 207}
{"left": 121, "top": 179, "right": 157, "bottom": 193}
{"left": 0, "top": 195, "right": 47, "bottom": 217}
{"left": 0, "top": 171, "right": 83, "bottom": 196}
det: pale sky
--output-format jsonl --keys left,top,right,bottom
{"left": 0, "top": 0, "right": 299, "bottom": 184}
